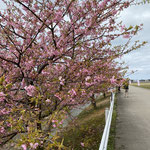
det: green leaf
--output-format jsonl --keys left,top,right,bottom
{"left": 0, "top": 76, "right": 5, "bottom": 85}
{"left": 128, "top": 25, "right": 133, "bottom": 30}
{"left": 6, "top": 83, "right": 12, "bottom": 89}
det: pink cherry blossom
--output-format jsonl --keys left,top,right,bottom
{"left": 33, "top": 143, "right": 39, "bottom": 149}
{"left": 121, "top": 25, "right": 126, "bottom": 32}
{"left": 0, "top": 127, "right": 5, "bottom": 133}
{"left": 123, "top": 33, "right": 130, "bottom": 39}
{"left": 99, "top": 2, "right": 105, "bottom": 9}
{"left": 0, "top": 92, "right": 5, "bottom": 102}
{"left": 59, "top": 120, "right": 63, "bottom": 125}
{"left": 21, "top": 78, "right": 26, "bottom": 88}
{"left": 110, "top": 76, "right": 116, "bottom": 84}
{"left": 46, "top": 99, "right": 51, "bottom": 103}
{"left": 59, "top": 76, "right": 65, "bottom": 85}
{"left": 30, "top": 143, "right": 39, "bottom": 149}
{"left": 112, "top": 10, "right": 117, "bottom": 15}
{"left": 0, "top": 108, "right": 10, "bottom": 115}
{"left": 24, "top": 0, "right": 29, "bottom": 3}
{"left": 24, "top": 85, "right": 36, "bottom": 96}
{"left": 52, "top": 120, "right": 57, "bottom": 123}
{"left": 81, "top": 142, "right": 84, "bottom": 147}
{"left": 25, "top": 60, "right": 34, "bottom": 70}
{"left": 54, "top": 93, "right": 62, "bottom": 100}
{"left": 85, "top": 76, "right": 91, "bottom": 81}
{"left": 21, "top": 144, "right": 27, "bottom": 150}
{"left": 53, "top": 124, "right": 57, "bottom": 128}
{"left": 69, "top": 89, "right": 77, "bottom": 97}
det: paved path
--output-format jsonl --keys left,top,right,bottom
{"left": 116, "top": 86, "right": 150, "bottom": 150}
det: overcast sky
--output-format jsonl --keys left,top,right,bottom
{"left": 119, "top": 3, "right": 150, "bottom": 80}
{"left": 0, "top": 1, "right": 150, "bottom": 80}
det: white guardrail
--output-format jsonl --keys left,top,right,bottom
{"left": 99, "top": 92, "right": 115, "bottom": 150}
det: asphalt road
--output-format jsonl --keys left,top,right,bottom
{"left": 115, "top": 86, "right": 150, "bottom": 150}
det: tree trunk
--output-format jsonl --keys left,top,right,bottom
{"left": 103, "top": 92, "right": 106, "bottom": 98}
{"left": 37, "top": 103, "right": 42, "bottom": 130}
{"left": 91, "top": 94, "right": 97, "bottom": 109}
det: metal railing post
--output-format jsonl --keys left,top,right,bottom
{"left": 99, "top": 92, "right": 115, "bottom": 150}
{"left": 105, "top": 108, "right": 109, "bottom": 123}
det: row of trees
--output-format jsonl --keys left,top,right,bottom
{"left": 0, "top": 0, "right": 146, "bottom": 149}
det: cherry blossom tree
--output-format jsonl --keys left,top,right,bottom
{"left": 0, "top": 0, "right": 146, "bottom": 149}
{"left": 142, "top": 0, "right": 150, "bottom": 3}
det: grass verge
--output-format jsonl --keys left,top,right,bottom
{"left": 131, "top": 83, "right": 150, "bottom": 89}
{"left": 107, "top": 96, "right": 117, "bottom": 150}
{"left": 59, "top": 94, "right": 117, "bottom": 150}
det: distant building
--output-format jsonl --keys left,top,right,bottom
{"left": 130, "top": 79, "right": 150, "bottom": 83}
{"left": 139, "top": 80, "right": 146, "bottom": 83}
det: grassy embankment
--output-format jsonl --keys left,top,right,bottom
{"left": 131, "top": 82, "right": 150, "bottom": 89}
{"left": 59, "top": 94, "right": 117, "bottom": 150}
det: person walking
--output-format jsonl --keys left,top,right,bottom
{"left": 123, "top": 79, "right": 129, "bottom": 97}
